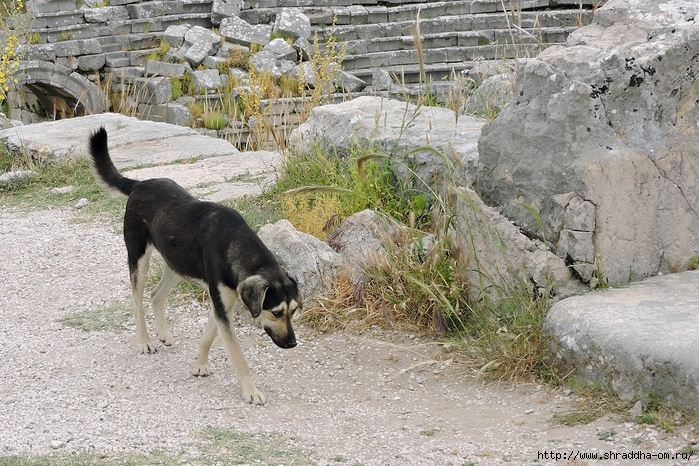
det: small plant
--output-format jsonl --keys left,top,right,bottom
{"left": 299, "top": 19, "right": 346, "bottom": 116}
{"left": 687, "top": 256, "right": 699, "bottom": 270}
{"left": 187, "top": 100, "right": 204, "bottom": 120}
{"left": 202, "top": 110, "right": 227, "bottom": 130}
{"left": 0, "top": 0, "right": 30, "bottom": 104}
{"left": 146, "top": 40, "right": 170, "bottom": 62}
{"left": 29, "top": 31, "right": 41, "bottom": 44}
{"left": 227, "top": 44, "right": 251, "bottom": 69}
{"left": 279, "top": 74, "right": 301, "bottom": 97}
{"left": 57, "top": 30, "right": 74, "bottom": 41}
{"left": 216, "top": 60, "right": 228, "bottom": 75}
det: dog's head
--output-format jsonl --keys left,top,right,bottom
{"left": 237, "top": 271, "right": 302, "bottom": 349}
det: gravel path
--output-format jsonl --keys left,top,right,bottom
{"left": 1, "top": 206, "right": 697, "bottom": 465}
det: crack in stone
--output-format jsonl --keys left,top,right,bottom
{"left": 644, "top": 153, "right": 699, "bottom": 222}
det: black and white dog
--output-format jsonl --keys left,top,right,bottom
{"left": 88, "top": 126, "right": 301, "bottom": 404}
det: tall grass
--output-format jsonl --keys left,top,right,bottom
{"left": 275, "top": 134, "right": 557, "bottom": 383}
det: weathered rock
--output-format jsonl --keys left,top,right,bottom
{"left": 290, "top": 96, "right": 486, "bottom": 188}
{"left": 82, "top": 6, "right": 129, "bottom": 22}
{"left": 257, "top": 220, "right": 343, "bottom": 304}
{"left": 220, "top": 16, "right": 271, "bottom": 48}
{"left": 463, "top": 73, "right": 514, "bottom": 117}
{"left": 544, "top": 271, "right": 699, "bottom": 413}
{"left": 77, "top": 54, "right": 106, "bottom": 72}
{"left": 371, "top": 68, "right": 393, "bottom": 91}
{"left": 123, "top": 150, "right": 280, "bottom": 201}
{"left": 202, "top": 55, "right": 227, "bottom": 71}
{"left": 211, "top": 0, "right": 243, "bottom": 26}
{"left": 162, "top": 25, "right": 190, "bottom": 48}
{"left": 451, "top": 187, "right": 586, "bottom": 302}
{"left": 183, "top": 26, "right": 221, "bottom": 66}
{"left": 264, "top": 38, "right": 297, "bottom": 62}
{"left": 336, "top": 71, "right": 367, "bottom": 93}
{"left": 327, "top": 209, "right": 399, "bottom": 284}
{"left": 191, "top": 69, "right": 222, "bottom": 93}
{"left": 0, "top": 170, "right": 37, "bottom": 188}
{"left": 133, "top": 77, "right": 172, "bottom": 105}
{"left": 467, "top": 57, "right": 511, "bottom": 82}
{"left": 273, "top": 8, "right": 311, "bottom": 42}
{"left": 250, "top": 50, "right": 281, "bottom": 78}
{"left": 144, "top": 60, "right": 185, "bottom": 78}
{"left": 0, "top": 113, "right": 240, "bottom": 167}
{"left": 475, "top": 0, "right": 699, "bottom": 285}
{"left": 0, "top": 114, "right": 12, "bottom": 130}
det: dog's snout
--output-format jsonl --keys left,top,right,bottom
{"left": 264, "top": 326, "right": 297, "bottom": 349}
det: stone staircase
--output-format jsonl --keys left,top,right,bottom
{"left": 19, "top": 0, "right": 602, "bottom": 143}
{"left": 240, "top": 0, "right": 596, "bottom": 85}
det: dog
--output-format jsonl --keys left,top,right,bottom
{"left": 87, "top": 126, "right": 301, "bottom": 404}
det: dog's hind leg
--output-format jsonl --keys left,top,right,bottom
{"left": 130, "top": 244, "right": 157, "bottom": 354}
{"left": 150, "top": 263, "right": 179, "bottom": 346}
{"left": 192, "top": 308, "right": 218, "bottom": 376}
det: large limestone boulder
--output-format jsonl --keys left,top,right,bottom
{"left": 475, "top": 0, "right": 699, "bottom": 285}
{"left": 289, "top": 96, "right": 486, "bottom": 187}
{"left": 544, "top": 271, "right": 699, "bottom": 413}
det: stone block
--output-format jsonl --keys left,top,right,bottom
{"left": 191, "top": 69, "right": 222, "bottom": 92}
{"left": 77, "top": 54, "right": 106, "bottom": 71}
{"left": 145, "top": 60, "right": 186, "bottom": 77}
{"left": 263, "top": 38, "right": 297, "bottom": 61}
{"left": 104, "top": 52, "right": 131, "bottom": 68}
{"left": 83, "top": 6, "right": 129, "bottom": 23}
{"left": 27, "top": 44, "right": 57, "bottom": 61}
{"left": 134, "top": 77, "right": 173, "bottom": 105}
{"left": 31, "top": 0, "right": 76, "bottom": 14}
{"left": 250, "top": 50, "right": 280, "bottom": 78}
{"left": 184, "top": 42, "right": 216, "bottom": 66}
{"left": 211, "top": 0, "right": 243, "bottom": 25}
{"left": 163, "top": 25, "right": 191, "bottom": 48}
{"left": 202, "top": 56, "right": 228, "bottom": 70}
{"left": 184, "top": 25, "right": 221, "bottom": 48}
{"left": 273, "top": 8, "right": 311, "bottom": 41}
{"left": 54, "top": 41, "right": 80, "bottom": 58}
{"left": 220, "top": 16, "right": 271, "bottom": 47}
{"left": 126, "top": 1, "right": 184, "bottom": 19}
{"left": 55, "top": 56, "right": 79, "bottom": 71}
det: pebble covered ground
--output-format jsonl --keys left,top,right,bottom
{"left": 1, "top": 207, "right": 698, "bottom": 465}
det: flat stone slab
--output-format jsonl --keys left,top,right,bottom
{"left": 0, "top": 113, "right": 240, "bottom": 169}
{"left": 123, "top": 150, "right": 281, "bottom": 201}
{"left": 544, "top": 271, "right": 699, "bottom": 413}
{"left": 0, "top": 113, "right": 280, "bottom": 201}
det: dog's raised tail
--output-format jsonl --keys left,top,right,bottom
{"left": 88, "top": 126, "right": 138, "bottom": 197}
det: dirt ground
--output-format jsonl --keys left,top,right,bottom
{"left": 1, "top": 207, "right": 697, "bottom": 465}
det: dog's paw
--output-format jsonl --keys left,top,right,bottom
{"left": 242, "top": 386, "right": 265, "bottom": 405}
{"left": 192, "top": 360, "right": 211, "bottom": 377}
{"left": 138, "top": 341, "right": 157, "bottom": 354}
{"left": 157, "top": 330, "right": 174, "bottom": 346}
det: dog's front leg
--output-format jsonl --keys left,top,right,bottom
{"left": 209, "top": 286, "right": 265, "bottom": 405}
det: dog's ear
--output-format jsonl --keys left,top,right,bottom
{"left": 237, "top": 275, "right": 268, "bottom": 318}
{"left": 286, "top": 271, "right": 303, "bottom": 309}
